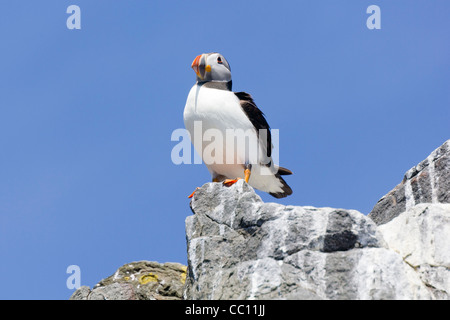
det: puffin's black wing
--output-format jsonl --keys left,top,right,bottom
{"left": 234, "top": 92, "right": 272, "bottom": 158}
{"left": 235, "top": 92, "right": 293, "bottom": 199}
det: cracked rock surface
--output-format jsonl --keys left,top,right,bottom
{"left": 185, "top": 179, "right": 448, "bottom": 299}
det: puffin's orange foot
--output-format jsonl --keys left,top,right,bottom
{"left": 188, "top": 187, "right": 200, "bottom": 199}
{"left": 223, "top": 178, "right": 241, "bottom": 187}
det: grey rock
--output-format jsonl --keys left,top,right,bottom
{"left": 87, "top": 282, "right": 137, "bottom": 300}
{"left": 369, "top": 140, "right": 450, "bottom": 225}
{"left": 69, "top": 261, "right": 187, "bottom": 300}
{"left": 68, "top": 286, "right": 90, "bottom": 300}
{"left": 184, "top": 180, "right": 432, "bottom": 300}
{"left": 378, "top": 203, "right": 450, "bottom": 299}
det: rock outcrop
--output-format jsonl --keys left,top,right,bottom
{"left": 70, "top": 261, "right": 187, "bottom": 300}
{"left": 369, "top": 140, "right": 450, "bottom": 225}
{"left": 70, "top": 140, "right": 450, "bottom": 300}
{"left": 184, "top": 180, "right": 439, "bottom": 300}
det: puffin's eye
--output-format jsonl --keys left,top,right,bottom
{"left": 217, "top": 56, "right": 223, "bottom": 64}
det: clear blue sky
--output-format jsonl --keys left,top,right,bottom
{"left": 0, "top": 1, "right": 448, "bottom": 299}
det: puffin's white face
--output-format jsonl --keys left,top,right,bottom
{"left": 191, "top": 52, "right": 231, "bottom": 83}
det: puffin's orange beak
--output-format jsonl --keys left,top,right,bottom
{"left": 191, "top": 54, "right": 203, "bottom": 79}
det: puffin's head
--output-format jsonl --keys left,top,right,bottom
{"left": 191, "top": 52, "right": 231, "bottom": 83}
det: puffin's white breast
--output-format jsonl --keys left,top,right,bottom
{"left": 184, "top": 84, "right": 252, "bottom": 132}
{"left": 183, "top": 84, "right": 259, "bottom": 166}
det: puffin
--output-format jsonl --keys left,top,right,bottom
{"left": 184, "top": 52, "right": 292, "bottom": 198}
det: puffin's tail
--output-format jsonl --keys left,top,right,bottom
{"left": 269, "top": 166, "right": 293, "bottom": 198}
{"left": 277, "top": 166, "right": 293, "bottom": 176}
